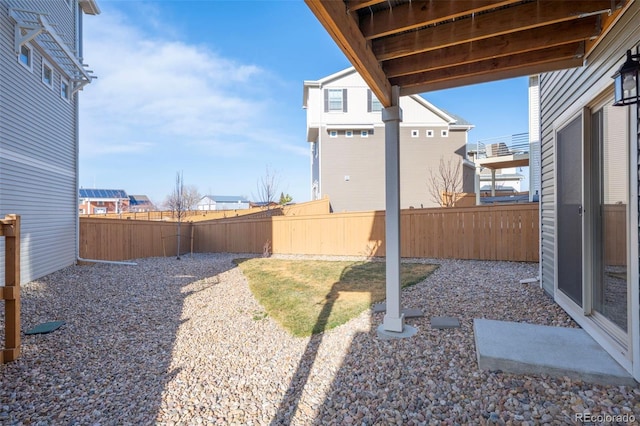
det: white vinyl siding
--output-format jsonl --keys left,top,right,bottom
{"left": 0, "top": 0, "right": 80, "bottom": 284}
{"left": 539, "top": 3, "right": 640, "bottom": 297}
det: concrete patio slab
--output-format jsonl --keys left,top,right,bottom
{"left": 474, "top": 319, "right": 636, "bottom": 386}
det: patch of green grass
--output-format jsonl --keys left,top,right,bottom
{"left": 234, "top": 258, "right": 437, "bottom": 337}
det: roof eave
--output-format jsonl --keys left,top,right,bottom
{"left": 79, "top": 0, "right": 101, "bottom": 15}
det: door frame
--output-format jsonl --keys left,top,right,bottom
{"left": 552, "top": 84, "right": 634, "bottom": 373}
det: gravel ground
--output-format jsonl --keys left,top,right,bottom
{"left": 1, "top": 253, "right": 638, "bottom": 425}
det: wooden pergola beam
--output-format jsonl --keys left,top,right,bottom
{"left": 373, "top": 0, "right": 615, "bottom": 61}
{"left": 346, "top": 0, "right": 385, "bottom": 12}
{"left": 394, "top": 42, "right": 585, "bottom": 90}
{"left": 383, "top": 17, "right": 600, "bottom": 78}
{"left": 360, "top": 0, "right": 521, "bottom": 40}
{"left": 398, "top": 57, "right": 584, "bottom": 95}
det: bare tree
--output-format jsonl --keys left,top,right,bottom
{"left": 427, "top": 157, "right": 463, "bottom": 207}
{"left": 254, "top": 165, "right": 280, "bottom": 211}
{"left": 182, "top": 185, "right": 201, "bottom": 211}
{"left": 165, "top": 171, "right": 186, "bottom": 259}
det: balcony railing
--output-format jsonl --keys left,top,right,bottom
{"left": 468, "top": 132, "right": 529, "bottom": 160}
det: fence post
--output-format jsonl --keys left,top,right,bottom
{"left": 1, "top": 214, "right": 20, "bottom": 363}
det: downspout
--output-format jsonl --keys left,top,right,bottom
{"left": 74, "top": 5, "right": 135, "bottom": 267}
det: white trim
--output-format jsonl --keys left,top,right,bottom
{"left": 18, "top": 42, "right": 32, "bottom": 71}
{"left": 553, "top": 88, "right": 637, "bottom": 376}
{"left": 411, "top": 129, "right": 419, "bottom": 138}
{"left": 329, "top": 130, "right": 337, "bottom": 138}
{"left": 629, "top": 104, "right": 640, "bottom": 382}
{"left": 345, "top": 130, "right": 353, "bottom": 138}
{"left": 360, "top": 130, "right": 369, "bottom": 138}
{"left": 426, "top": 129, "right": 434, "bottom": 138}
{"left": 61, "top": 76, "right": 71, "bottom": 101}
{"left": 326, "top": 124, "right": 374, "bottom": 131}
{"left": 441, "top": 129, "right": 449, "bottom": 137}
{"left": 555, "top": 290, "right": 633, "bottom": 372}
{"left": 41, "top": 58, "right": 53, "bottom": 89}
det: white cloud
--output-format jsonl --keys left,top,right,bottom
{"left": 79, "top": 7, "right": 301, "bottom": 160}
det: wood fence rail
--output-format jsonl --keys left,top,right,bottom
{"left": 1, "top": 214, "right": 20, "bottom": 363}
{"left": 81, "top": 203, "right": 540, "bottom": 262}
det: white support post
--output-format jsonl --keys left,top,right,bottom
{"left": 377, "top": 86, "right": 416, "bottom": 339}
{"left": 491, "top": 169, "right": 496, "bottom": 196}
{"left": 475, "top": 165, "right": 481, "bottom": 206}
{"left": 382, "top": 87, "right": 403, "bottom": 333}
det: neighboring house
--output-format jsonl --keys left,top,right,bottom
{"left": 0, "top": 0, "right": 99, "bottom": 284}
{"left": 538, "top": 2, "right": 640, "bottom": 381}
{"left": 197, "top": 195, "right": 250, "bottom": 211}
{"left": 303, "top": 67, "right": 475, "bottom": 212}
{"left": 129, "top": 194, "right": 155, "bottom": 212}
{"left": 79, "top": 189, "right": 129, "bottom": 214}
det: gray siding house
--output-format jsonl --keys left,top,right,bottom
{"left": 304, "top": 68, "right": 475, "bottom": 212}
{"left": 0, "top": 0, "right": 99, "bottom": 284}
{"left": 539, "top": 1, "right": 640, "bottom": 381}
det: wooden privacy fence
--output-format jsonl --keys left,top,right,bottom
{"left": 80, "top": 203, "right": 540, "bottom": 262}
{"left": 1, "top": 215, "right": 20, "bottom": 363}
{"left": 193, "top": 203, "right": 540, "bottom": 261}
{"left": 80, "top": 218, "right": 193, "bottom": 261}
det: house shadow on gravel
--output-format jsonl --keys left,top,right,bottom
{"left": 0, "top": 254, "right": 236, "bottom": 425}
{"left": 270, "top": 260, "right": 640, "bottom": 424}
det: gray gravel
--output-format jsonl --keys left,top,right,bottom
{"left": 1, "top": 253, "right": 638, "bottom": 425}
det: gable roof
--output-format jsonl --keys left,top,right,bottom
{"left": 129, "top": 195, "right": 153, "bottom": 205}
{"left": 304, "top": 67, "right": 472, "bottom": 127}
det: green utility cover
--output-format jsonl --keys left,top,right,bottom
{"left": 25, "top": 321, "right": 66, "bottom": 335}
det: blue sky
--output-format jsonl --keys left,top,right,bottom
{"left": 79, "top": 0, "right": 529, "bottom": 206}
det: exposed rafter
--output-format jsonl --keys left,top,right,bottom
{"left": 305, "top": 0, "right": 628, "bottom": 103}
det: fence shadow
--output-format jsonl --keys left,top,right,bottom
{"left": 0, "top": 254, "right": 237, "bottom": 425}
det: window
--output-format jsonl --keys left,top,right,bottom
{"left": 345, "top": 130, "right": 353, "bottom": 138}
{"left": 325, "top": 88, "right": 347, "bottom": 112}
{"left": 426, "top": 130, "right": 434, "bottom": 138}
{"left": 42, "top": 60, "right": 53, "bottom": 88}
{"left": 361, "top": 130, "right": 369, "bottom": 138}
{"left": 61, "top": 78, "right": 70, "bottom": 100}
{"left": 411, "top": 130, "right": 419, "bottom": 138}
{"left": 329, "top": 130, "right": 338, "bottom": 138}
{"left": 367, "top": 89, "right": 382, "bottom": 112}
{"left": 18, "top": 44, "right": 32, "bottom": 70}
{"left": 441, "top": 130, "right": 449, "bottom": 137}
